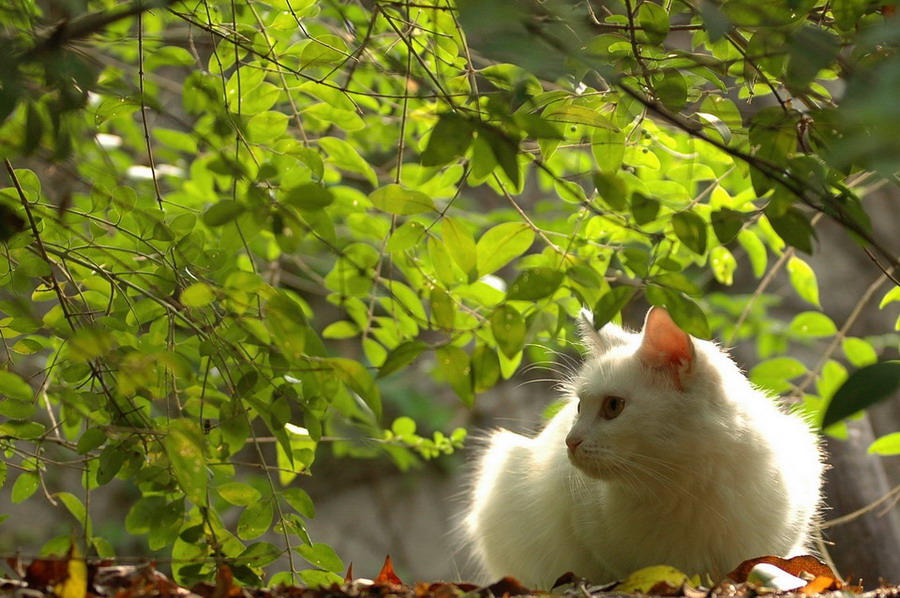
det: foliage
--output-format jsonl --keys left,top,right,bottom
{"left": 0, "top": 0, "right": 898, "bottom": 587}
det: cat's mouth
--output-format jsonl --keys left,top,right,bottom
{"left": 567, "top": 447, "right": 621, "bottom": 480}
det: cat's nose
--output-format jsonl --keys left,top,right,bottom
{"left": 566, "top": 436, "right": 583, "bottom": 452}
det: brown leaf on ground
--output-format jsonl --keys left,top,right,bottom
{"left": 483, "top": 576, "right": 534, "bottom": 597}
{"left": 374, "top": 555, "right": 403, "bottom": 586}
{"left": 728, "top": 555, "right": 841, "bottom": 589}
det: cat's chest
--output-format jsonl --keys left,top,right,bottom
{"left": 569, "top": 483, "right": 735, "bottom": 577}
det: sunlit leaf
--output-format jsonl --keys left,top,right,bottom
{"left": 750, "top": 357, "right": 807, "bottom": 394}
{"left": 161, "top": 419, "right": 207, "bottom": 506}
{"left": 442, "top": 217, "right": 477, "bottom": 275}
{"left": 476, "top": 223, "right": 534, "bottom": 276}
{"left": 787, "top": 256, "right": 820, "bottom": 307}
{"left": 370, "top": 184, "right": 436, "bottom": 215}
{"left": 296, "top": 543, "right": 344, "bottom": 574}
{"left": 789, "top": 311, "right": 837, "bottom": 338}
{"left": 868, "top": 432, "right": 900, "bottom": 456}
{"left": 0, "top": 370, "right": 32, "bottom": 401}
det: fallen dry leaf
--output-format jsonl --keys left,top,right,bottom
{"left": 728, "top": 555, "right": 840, "bottom": 589}
{"left": 374, "top": 555, "right": 403, "bottom": 586}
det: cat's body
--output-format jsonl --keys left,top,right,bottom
{"left": 462, "top": 308, "right": 823, "bottom": 588}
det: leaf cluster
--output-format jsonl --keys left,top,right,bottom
{"left": 0, "top": 0, "right": 898, "bottom": 586}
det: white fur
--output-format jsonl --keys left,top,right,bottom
{"left": 461, "top": 308, "right": 823, "bottom": 588}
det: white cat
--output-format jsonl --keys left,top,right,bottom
{"left": 462, "top": 307, "right": 823, "bottom": 588}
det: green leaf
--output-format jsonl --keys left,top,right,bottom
{"left": 296, "top": 542, "right": 344, "bottom": 574}
{"left": 283, "top": 183, "right": 334, "bottom": 210}
{"left": 217, "top": 481, "right": 262, "bottom": 506}
{"left": 831, "top": 0, "right": 866, "bottom": 30}
{"left": 543, "top": 105, "right": 619, "bottom": 131}
{"left": 638, "top": 2, "right": 670, "bottom": 45}
{"left": 767, "top": 208, "right": 815, "bottom": 254}
{"left": 331, "top": 357, "right": 381, "bottom": 418}
{"left": 387, "top": 221, "right": 427, "bottom": 253}
{"left": 656, "top": 71, "right": 687, "bottom": 113}
{"left": 789, "top": 311, "right": 837, "bottom": 338}
{"left": 430, "top": 285, "right": 456, "bottom": 330}
{"left": 672, "top": 211, "right": 708, "bottom": 255}
{"left": 0, "top": 398, "right": 34, "bottom": 419}
{"left": 266, "top": 292, "right": 308, "bottom": 360}
{"left": 842, "top": 337, "right": 878, "bottom": 368}
{"left": 868, "top": 432, "right": 900, "bottom": 456}
{"left": 750, "top": 357, "right": 807, "bottom": 394}
{"left": 738, "top": 229, "right": 768, "bottom": 278}
{"left": 66, "top": 327, "right": 115, "bottom": 363}
{"left": 710, "top": 246, "right": 736, "bottom": 286}
{"left": 370, "top": 184, "right": 436, "bottom": 215}
{"left": 476, "top": 223, "right": 534, "bottom": 276}
{"left": 96, "top": 444, "right": 127, "bottom": 485}
{"left": 281, "top": 487, "right": 316, "bottom": 518}
{"left": 507, "top": 267, "right": 564, "bottom": 301}
{"left": 490, "top": 304, "right": 526, "bottom": 358}
{"left": 442, "top": 217, "right": 477, "bottom": 275}
{"left": 822, "top": 361, "right": 900, "bottom": 429}
{"left": 631, "top": 193, "right": 659, "bottom": 226}
{"left": 181, "top": 282, "right": 216, "bottom": 308}
{"left": 786, "top": 256, "right": 820, "bottom": 307}
{"left": 879, "top": 286, "right": 900, "bottom": 309}
{"left": 76, "top": 427, "right": 107, "bottom": 455}
{"left": 422, "top": 113, "right": 474, "bottom": 166}
{"left": 477, "top": 124, "right": 520, "bottom": 183}
{"left": 435, "top": 345, "right": 474, "bottom": 406}
{"left": 162, "top": 419, "right": 208, "bottom": 506}
{"left": 318, "top": 136, "right": 378, "bottom": 187}
{"left": 379, "top": 341, "right": 428, "bottom": 378}
{"left": 0, "top": 420, "right": 44, "bottom": 439}
{"left": 55, "top": 492, "right": 88, "bottom": 527}
{"left": 392, "top": 416, "right": 416, "bottom": 439}
{"left": 786, "top": 26, "right": 840, "bottom": 92}
{"left": 593, "top": 172, "right": 627, "bottom": 211}
{"left": 471, "top": 344, "right": 500, "bottom": 393}
{"left": 592, "top": 128, "right": 626, "bottom": 175}
{"left": 11, "top": 472, "right": 38, "bottom": 503}
{"left": 748, "top": 108, "right": 799, "bottom": 195}
{"left": 239, "top": 542, "right": 283, "bottom": 568}
{"left": 203, "top": 201, "right": 246, "bottom": 227}
{"left": 237, "top": 499, "right": 274, "bottom": 541}
{"left": 593, "top": 287, "right": 637, "bottom": 330}
{"left": 699, "top": 0, "right": 731, "bottom": 41}
{"left": 711, "top": 208, "right": 744, "bottom": 244}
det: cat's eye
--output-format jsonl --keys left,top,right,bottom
{"left": 601, "top": 395, "right": 626, "bottom": 420}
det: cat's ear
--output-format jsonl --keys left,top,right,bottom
{"left": 579, "top": 309, "right": 631, "bottom": 355}
{"left": 636, "top": 307, "right": 694, "bottom": 390}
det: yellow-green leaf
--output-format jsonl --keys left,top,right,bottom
{"left": 370, "top": 184, "right": 436, "bottom": 215}
{"left": 162, "top": 419, "right": 207, "bottom": 506}
{"left": 787, "top": 256, "right": 820, "bottom": 307}
{"left": 442, "top": 217, "right": 477, "bottom": 275}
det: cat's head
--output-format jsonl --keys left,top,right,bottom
{"left": 565, "top": 307, "right": 721, "bottom": 481}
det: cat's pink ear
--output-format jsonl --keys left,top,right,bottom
{"left": 637, "top": 307, "right": 694, "bottom": 390}
{"left": 580, "top": 311, "right": 630, "bottom": 355}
